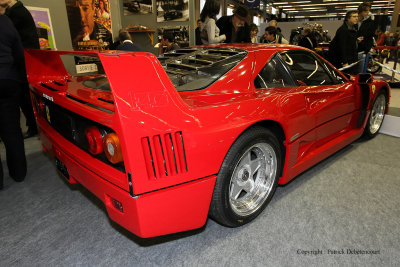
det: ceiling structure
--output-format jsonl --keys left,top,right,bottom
{"left": 267, "top": 0, "right": 396, "bottom": 19}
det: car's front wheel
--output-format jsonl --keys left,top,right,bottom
{"left": 209, "top": 127, "right": 281, "bottom": 227}
{"left": 364, "top": 91, "right": 387, "bottom": 139}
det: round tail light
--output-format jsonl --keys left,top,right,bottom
{"left": 85, "top": 126, "right": 103, "bottom": 155}
{"left": 103, "top": 133, "right": 123, "bottom": 164}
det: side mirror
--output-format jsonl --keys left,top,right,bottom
{"left": 355, "top": 73, "right": 373, "bottom": 84}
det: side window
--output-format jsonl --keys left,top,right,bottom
{"left": 254, "top": 54, "right": 297, "bottom": 89}
{"left": 280, "top": 50, "right": 336, "bottom": 86}
{"left": 318, "top": 57, "right": 346, "bottom": 84}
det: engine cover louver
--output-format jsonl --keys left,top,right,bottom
{"left": 142, "top": 132, "right": 187, "bottom": 179}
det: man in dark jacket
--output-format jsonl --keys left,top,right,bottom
{"left": 357, "top": 2, "right": 376, "bottom": 72}
{"left": 328, "top": 11, "right": 361, "bottom": 74}
{"left": 116, "top": 30, "right": 143, "bottom": 51}
{"left": 0, "top": 14, "right": 27, "bottom": 188}
{"left": 2, "top": 0, "right": 39, "bottom": 138}
{"left": 216, "top": 4, "right": 251, "bottom": 43}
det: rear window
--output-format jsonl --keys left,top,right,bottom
{"left": 59, "top": 48, "right": 248, "bottom": 92}
{"left": 158, "top": 47, "right": 248, "bottom": 91}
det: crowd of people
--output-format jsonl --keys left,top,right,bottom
{"left": 194, "top": 1, "right": 287, "bottom": 46}
{"left": 328, "top": 2, "right": 399, "bottom": 74}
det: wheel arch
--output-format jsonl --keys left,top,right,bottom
{"left": 378, "top": 85, "right": 390, "bottom": 113}
{"left": 240, "top": 120, "right": 287, "bottom": 177}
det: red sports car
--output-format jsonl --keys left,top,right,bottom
{"left": 25, "top": 44, "right": 390, "bottom": 238}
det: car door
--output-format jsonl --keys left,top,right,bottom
{"left": 279, "top": 50, "right": 356, "bottom": 146}
{"left": 253, "top": 52, "right": 315, "bottom": 145}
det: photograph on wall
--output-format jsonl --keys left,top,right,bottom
{"left": 26, "top": 6, "right": 56, "bottom": 49}
{"left": 156, "top": 0, "right": 189, "bottom": 22}
{"left": 65, "top": 0, "right": 113, "bottom": 50}
{"left": 157, "top": 26, "right": 189, "bottom": 53}
{"left": 123, "top": 0, "right": 153, "bottom": 15}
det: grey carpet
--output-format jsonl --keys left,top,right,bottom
{"left": 1, "top": 133, "right": 399, "bottom": 266}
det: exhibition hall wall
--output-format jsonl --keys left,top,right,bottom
{"left": 21, "top": 0, "right": 196, "bottom": 54}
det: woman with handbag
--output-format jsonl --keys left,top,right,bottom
{"left": 200, "top": 0, "right": 226, "bottom": 44}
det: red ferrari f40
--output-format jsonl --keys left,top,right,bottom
{"left": 25, "top": 44, "right": 390, "bottom": 238}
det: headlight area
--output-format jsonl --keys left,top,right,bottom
{"left": 31, "top": 92, "right": 125, "bottom": 172}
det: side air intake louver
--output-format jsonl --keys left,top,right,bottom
{"left": 142, "top": 132, "right": 187, "bottom": 180}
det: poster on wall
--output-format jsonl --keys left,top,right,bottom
{"left": 65, "top": 0, "right": 113, "bottom": 50}
{"left": 123, "top": 0, "right": 153, "bottom": 15}
{"left": 26, "top": 6, "right": 56, "bottom": 49}
{"left": 156, "top": 0, "right": 189, "bottom": 22}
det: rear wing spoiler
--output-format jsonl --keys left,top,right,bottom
{"left": 24, "top": 49, "right": 187, "bottom": 111}
{"left": 25, "top": 49, "right": 95, "bottom": 83}
{"left": 25, "top": 49, "right": 195, "bottom": 194}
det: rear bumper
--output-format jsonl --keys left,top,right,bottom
{"left": 38, "top": 126, "right": 217, "bottom": 238}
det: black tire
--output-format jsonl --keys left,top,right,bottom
{"left": 364, "top": 90, "right": 387, "bottom": 139}
{"left": 209, "top": 127, "right": 281, "bottom": 227}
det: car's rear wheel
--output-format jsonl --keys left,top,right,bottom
{"left": 364, "top": 91, "right": 387, "bottom": 139}
{"left": 209, "top": 127, "right": 281, "bottom": 227}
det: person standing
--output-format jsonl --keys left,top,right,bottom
{"left": 1, "top": 0, "right": 38, "bottom": 138}
{"left": 328, "top": 11, "right": 362, "bottom": 74}
{"left": 357, "top": 3, "right": 377, "bottom": 73}
{"left": 375, "top": 29, "right": 385, "bottom": 46}
{"left": 0, "top": 14, "right": 27, "bottom": 188}
{"left": 195, "top": 19, "right": 203, "bottom": 45}
{"left": 199, "top": 0, "right": 226, "bottom": 44}
{"left": 216, "top": 4, "right": 251, "bottom": 43}
{"left": 298, "top": 27, "right": 316, "bottom": 50}
{"left": 250, "top": 23, "right": 259, "bottom": 43}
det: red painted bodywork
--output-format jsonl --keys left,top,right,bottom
{"left": 25, "top": 44, "right": 391, "bottom": 238}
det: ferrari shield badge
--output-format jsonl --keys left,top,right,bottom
{"left": 372, "top": 85, "right": 376, "bottom": 94}
{"left": 46, "top": 105, "right": 51, "bottom": 123}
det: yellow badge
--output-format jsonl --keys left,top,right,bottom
{"left": 372, "top": 85, "right": 376, "bottom": 94}
{"left": 45, "top": 105, "right": 51, "bottom": 123}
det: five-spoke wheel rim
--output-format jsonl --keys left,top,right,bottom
{"left": 369, "top": 94, "right": 386, "bottom": 134}
{"left": 229, "top": 143, "right": 277, "bottom": 217}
